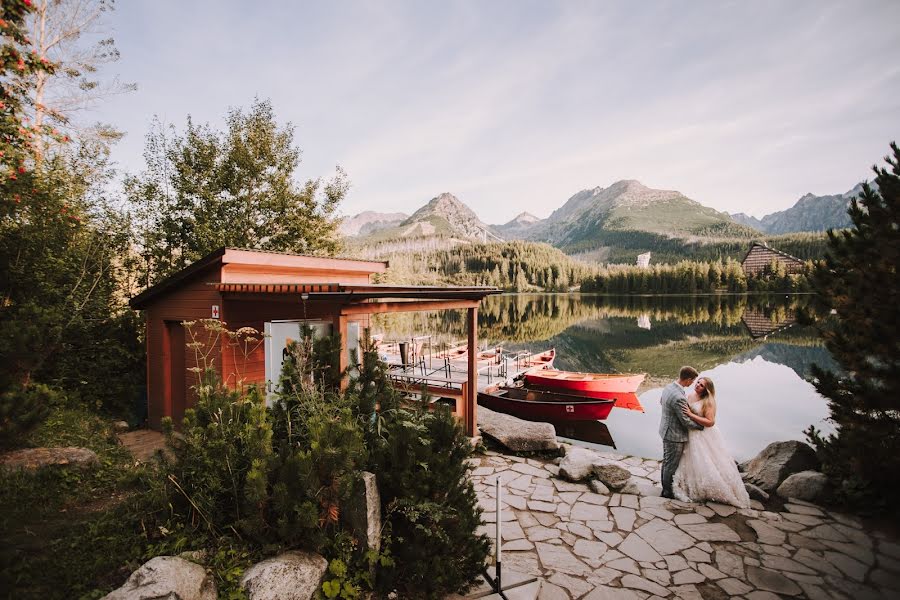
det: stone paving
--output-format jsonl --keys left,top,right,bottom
{"left": 464, "top": 448, "right": 900, "bottom": 600}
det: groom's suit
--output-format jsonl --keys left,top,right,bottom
{"left": 659, "top": 381, "right": 704, "bottom": 497}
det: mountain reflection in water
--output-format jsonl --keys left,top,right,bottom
{"left": 372, "top": 293, "right": 836, "bottom": 461}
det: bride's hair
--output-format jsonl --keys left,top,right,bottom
{"left": 698, "top": 377, "right": 717, "bottom": 415}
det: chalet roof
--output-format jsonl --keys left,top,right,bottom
{"left": 213, "top": 282, "right": 500, "bottom": 302}
{"left": 741, "top": 242, "right": 804, "bottom": 265}
{"left": 130, "top": 247, "right": 389, "bottom": 310}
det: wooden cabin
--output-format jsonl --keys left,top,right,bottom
{"left": 741, "top": 242, "right": 805, "bottom": 276}
{"left": 130, "top": 247, "right": 498, "bottom": 434}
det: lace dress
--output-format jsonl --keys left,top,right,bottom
{"left": 673, "top": 395, "right": 750, "bottom": 508}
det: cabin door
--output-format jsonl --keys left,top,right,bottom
{"left": 263, "top": 320, "right": 331, "bottom": 404}
{"left": 163, "top": 320, "right": 187, "bottom": 426}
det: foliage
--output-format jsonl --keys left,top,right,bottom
{"left": 1, "top": 147, "right": 142, "bottom": 423}
{"left": 580, "top": 257, "right": 812, "bottom": 294}
{"left": 1, "top": 0, "right": 56, "bottom": 179}
{"left": 22, "top": 0, "right": 135, "bottom": 158}
{"left": 0, "top": 382, "right": 57, "bottom": 448}
{"left": 369, "top": 398, "right": 489, "bottom": 598}
{"left": 805, "top": 142, "right": 900, "bottom": 512}
{"left": 366, "top": 239, "right": 597, "bottom": 291}
{"left": 127, "top": 98, "right": 345, "bottom": 285}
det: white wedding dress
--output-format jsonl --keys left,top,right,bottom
{"left": 673, "top": 394, "right": 750, "bottom": 508}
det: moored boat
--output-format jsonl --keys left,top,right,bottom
{"left": 477, "top": 385, "right": 615, "bottom": 420}
{"left": 517, "top": 348, "right": 556, "bottom": 371}
{"left": 525, "top": 369, "right": 645, "bottom": 394}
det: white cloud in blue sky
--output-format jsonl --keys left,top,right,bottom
{"left": 95, "top": 0, "right": 900, "bottom": 221}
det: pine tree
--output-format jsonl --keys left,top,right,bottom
{"left": 805, "top": 142, "right": 900, "bottom": 511}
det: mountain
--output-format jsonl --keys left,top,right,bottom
{"left": 339, "top": 211, "right": 408, "bottom": 237}
{"left": 493, "top": 212, "right": 541, "bottom": 239}
{"left": 524, "top": 180, "right": 758, "bottom": 250}
{"left": 729, "top": 184, "right": 861, "bottom": 234}
{"left": 730, "top": 213, "right": 764, "bottom": 231}
{"left": 351, "top": 192, "right": 502, "bottom": 244}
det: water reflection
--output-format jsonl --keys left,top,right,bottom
{"left": 372, "top": 294, "right": 835, "bottom": 460}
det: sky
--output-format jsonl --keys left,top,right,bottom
{"left": 87, "top": 0, "right": 900, "bottom": 222}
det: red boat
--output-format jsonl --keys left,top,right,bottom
{"left": 477, "top": 386, "right": 615, "bottom": 420}
{"left": 516, "top": 348, "right": 556, "bottom": 371}
{"left": 525, "top": 369, "right": 645, "bottom": 395}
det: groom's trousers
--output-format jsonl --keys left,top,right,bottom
{"left": 661, "top": 440, "right": 685, "bottom": 496}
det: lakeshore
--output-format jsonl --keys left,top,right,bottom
{"left": 460, "top": 447, "right": 900, "bottom": 600}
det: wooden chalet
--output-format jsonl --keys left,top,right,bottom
{"left": 129, "top": 248, "right": 500, "bottom": 435}
{"left": 741, "top": 242, "right": 805, "bottom": 276}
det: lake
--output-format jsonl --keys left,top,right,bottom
{"left": 372, "top": 293, "right": 836, "bottom": 462}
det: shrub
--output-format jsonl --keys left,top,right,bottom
{"left": 0, "top": 383, "right": 58, "bottom": 448}
{"left": 371, "top": 401, "right": 489, "bottom": 598}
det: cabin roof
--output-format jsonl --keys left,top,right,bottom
{"left": 741, "top": 241, "right": 804, "bottom": 266}
{"left": 130, "top": 247, "right": 389, "bottom": 310}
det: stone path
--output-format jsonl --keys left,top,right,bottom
{"left": 462, "top": 449, "right": 900, "bottom": 600}
{"left": 118, "top": 429, "right": 167, "bottom": 462}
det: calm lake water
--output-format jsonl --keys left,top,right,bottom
{"left": 372, "top": 293, "right": 836, "bottom": 462}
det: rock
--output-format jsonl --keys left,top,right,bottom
{"left": 113, "top": 420, "right": 130, "bottom": 432}
{"left": 741, "top": 441, "right": 819, "bottom": 492}
{"left": 745, "top": 565, "right": 802, "bottom": 595}
{"left": 558, "top": 447, "right": 599, "bottom": 481}
{"left": 744, "top": 482, "right": 770, "bottom": 501}
{"left": 478, "top": 407, "right": 559, "bottom": 452}
{"left": 776, "top": 470, "right": 829, "bottom": 502}
{"left": 347, "top": 471, "right": 381, "bottom": 553}
{"left": 240, "top": 551, "right": 328, "bottom": 600}
{"left": 0, "top": 447, "right": 99, "bottom": 472}
{"left": 102, "top": 556, "right": 216, "bottom": 600}
{"left": 588, "top": 479, "right": 610, "bottom": 495}
{"left": 592, "top": 462, "right": 631, "bottom": 491}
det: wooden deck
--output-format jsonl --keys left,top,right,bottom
{"left": 382, "top": 345, "right": 552, "bottom": 418}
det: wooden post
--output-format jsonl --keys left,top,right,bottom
{"left": 334, "top": 314, "right": 349, "bottom": 391}
{"left": 466, "top": 306, "right": 478, "bottom": 437}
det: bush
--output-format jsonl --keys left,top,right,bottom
{"left": 0, "top": 383, "right": 58, "bottom": 449}
{"left": 370, "top": 401, "right": 489, "bottom": 599}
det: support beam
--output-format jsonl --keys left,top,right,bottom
{"left": 466, "top": 306, "right": 478, "bottom": 437}
{"left": 334, "top": 314, "right": 349, "bottom": 391}
{"left": 341, "top": 299, "right": 479, "bottom": 316}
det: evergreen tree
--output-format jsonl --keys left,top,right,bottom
{"left": 805, "top": 142, "right": 900, "bottom": 511}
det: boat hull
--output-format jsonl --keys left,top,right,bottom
{"left": 478, "top": 387, "right": 615, "bottom": 421}
{"left": 525, "top": 370, "right": 645, "bottom": 394}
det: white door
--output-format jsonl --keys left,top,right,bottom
{"left": 264, "top": 320, "right": 331, "bottom": 403}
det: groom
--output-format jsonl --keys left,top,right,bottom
{"left": 659, "top": 366, "right": 703, "bottom": 499}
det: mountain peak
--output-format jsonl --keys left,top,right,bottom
{"left": 403, "top": 193, "right": 502, "bottom": 242}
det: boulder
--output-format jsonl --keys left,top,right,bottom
{"left": 347, "top": 471, "right": 381, "bottom": 552}
{"left": 477, "top": 407, "right": 559, "bottom": 452}
{"left": 241, "top": 551, "right": 328, "bottom": 600}
{"left": 741, "top": 441, "right": 819, "bottom": 492}
{"left": 589, "top": 479, "right": 611, "bottom": 494}
{"left": 776, "top": 470, "right": 829, "bottom": 502}
{"left": 102, "top": 556, "right": 216, "bottom": 600}
{"left": 744, "top": 483, "right": 770, "bottom": 502}
{"left": 559, "top": 447, "right": 599, "bottom": 481}
{"left": 0, "top": 447, "right": 98, "bottom": 472}
{"left": 592, "top": 462, "right": 631, "bottom": 491}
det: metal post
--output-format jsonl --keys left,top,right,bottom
{"left": 495, "top": 476, "right": 502, "bottom": 591}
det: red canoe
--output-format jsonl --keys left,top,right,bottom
{"left": 525, "top": 369, "right": 645, "bottom": 395}
{"left": 478, "top": 386, "right": 615, "bottom": 421}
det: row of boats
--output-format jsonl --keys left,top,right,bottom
{"left": 476, "top": 348, "right": 646, "bottom": 421}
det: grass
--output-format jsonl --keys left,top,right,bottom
{"left": 0, "top": 408, "right": 154, "bottom": 600}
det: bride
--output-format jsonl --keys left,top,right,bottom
{"left": 672, "top": 377, "right": 750, "bottom": 508}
